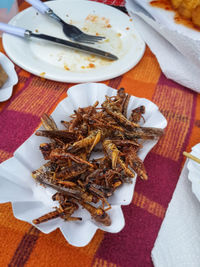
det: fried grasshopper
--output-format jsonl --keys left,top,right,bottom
{"left": 32, "top": 88, "right": 164, "bottom": 226}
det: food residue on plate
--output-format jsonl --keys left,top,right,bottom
{"left": 40, "top": 72, "right": 46, "bottom": 77}
{"left": 81, "top": 63, "right": 96, "bottom": 69}
{"left": 106, "top": 24, "right": 112, "bottom": 28}
{"left": 31, "top": 14, "right": 129, "bottom": 72}
{"left": 86, "top": 15, "right": 112, "bottom": 28}
{"left": 64, "top": 64, "right": 70, "bottom": 71}
{"left": 59, "top": 14, "right": 123, "bottom": 71}
{"left": 88, "top": 63, "right": 95, "bottom": 68}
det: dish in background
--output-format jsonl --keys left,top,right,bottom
{"left": 150, "top": 0, "right": 200, "bottom": 30}
{"left": 2, "top": 0, "right": 145, "bottom": 83}
{"left": 187, "top": 143, "right": 200, "bottom": 201}
{"left": 0, "top": 83, "right": 167, "bottom": 247}
{"left": 0, "top": 64, "right": 8, "bottom": 88}
{"left": 0, "top": 52, "right": 18, "bottom": 102}
{"left": 133, "top": 0, "right": 200, "bottom": 39}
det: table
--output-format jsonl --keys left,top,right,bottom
{"left": 0, "top": 1, "right": 199, "bottom": 266}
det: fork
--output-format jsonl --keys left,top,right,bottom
{"left": 25, "top": 0, "right": 105, "bottom": 44}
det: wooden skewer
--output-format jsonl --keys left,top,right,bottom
{"left": 183, "top": 151, "right": 200, "bottom": 164}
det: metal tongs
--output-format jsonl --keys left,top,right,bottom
{"left": 25, "top": 0, "right": 105, "bottom": 44}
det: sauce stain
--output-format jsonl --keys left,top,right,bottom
{"left": 150, "top": 0, "right": 172, "bottom": 11}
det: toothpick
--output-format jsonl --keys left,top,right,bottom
{"left": 183, "top": 151, "right": 200, "bottom": 164}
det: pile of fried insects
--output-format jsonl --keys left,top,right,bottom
{"left": 32, "top": 88, "right": 164, "bottom": 226}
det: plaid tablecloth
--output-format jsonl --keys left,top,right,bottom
{"left": 0, "top": 1, "right": 200, "bottom": 266}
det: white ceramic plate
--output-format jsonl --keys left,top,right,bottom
{"left": 0, "top": 83, "right": 167, "bottom": 246}
{"left": 187, "top": 143, "right": 200, "bottom": 201}
{"left": 0, "top": 52, "right": 18, "bottom": 102}
{"left": 2, "top": 0, "right": 145, "bottom": 83}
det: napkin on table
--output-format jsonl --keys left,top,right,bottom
{"left": 151, "top": 162, "right": 200, "bottom": 267}
{"left": 125, "top": 0, "right": 200, "bottom": 93}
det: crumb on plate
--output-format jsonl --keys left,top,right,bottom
{"left": 87, "top": 63, "right": 95, "bottom": 68}
{"left": 64, "top": 65, "right": 70, "bottom": 71}
{"left": 40, "top": 72, "right": 46, "bottom": 77}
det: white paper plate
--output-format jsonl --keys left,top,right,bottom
{"left": 187, "top": 143, "right": 200, "bottom": 201}
{"left": 0, "top": 83, "right": 167, "bottom": 246}
{"left": 0, "top": 52, "right": 18, "bottom": 102}
{"left": 2, "top": 0, "right": 145, "bottom": 83}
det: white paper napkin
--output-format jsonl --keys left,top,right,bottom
{"left": 125, "top": 0, "right": 200, "bottom": 93}
{"left": 151, "top": 162, "right": 200, "bottom": 267}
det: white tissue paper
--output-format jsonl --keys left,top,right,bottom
{"left": 151, "top": 159, "right": 200, "bottom": 267}
{"left": 125, "top": 0, "right": 200, "bottom": 93}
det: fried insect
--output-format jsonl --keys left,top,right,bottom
{"left": 33, "top": 194, "right": 81, "bottom": 224}
{"left": 125, "top": 127, "right": 164, "bottom": 140}
{"left": 55, "top": 164, "right": 90, "bottom": 179}
{"left": 125, "top": 147, "right": 148, "bottom": 180}
{"left": 129, "top": 106, "right": 145, "bottom": 123}
{"left": 41, "top": 113, "right": 58, "bottom": 131}
{"left": 103, "top": 140, "right": 135, "bottom": 177}
{"left": 72, "top": 130, "right": 101, "bottom": 149}
{"left": 80, "top": 201, "right": 111, "bottom": 226}
{"left": 103, "top": 140, "right": 120, "bottom": 169}
{"left": 32, "top": 88, "right": 164, "bottom": 227}
{"left": 33, "top": 209, "right": 63, "bottom": 225}
{"left": 35, "top": 130, "right": 76, "bottom": 141}
{"left": 49, "top": 148, "right": 94, "bottom": 168}
{"left": 102, "top": 101, "right": 140, "bottom": 129}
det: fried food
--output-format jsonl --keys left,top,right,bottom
{"left": 178, "top": 0, "right": 200, "bottom": 19}
{"left": 0, "top": 64, "right": 8, "bottom": 88}
{"left": 170, "top": 0, "right": 200, "bottom": 27}
{"left": 171, "top": 0, "right": 183, "bottom": 9}
{"left": 32, "top": 88, "right": 164, "bottom": 226}
{"left": 192, "top": 5, "right": 200, "bottom": 27}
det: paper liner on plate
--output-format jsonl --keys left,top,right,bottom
{"left": 0, "top": 83, "right": 167, "bottom": 247}
{"left": 187, "top": 143, "right": 200, "bottom": 202}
